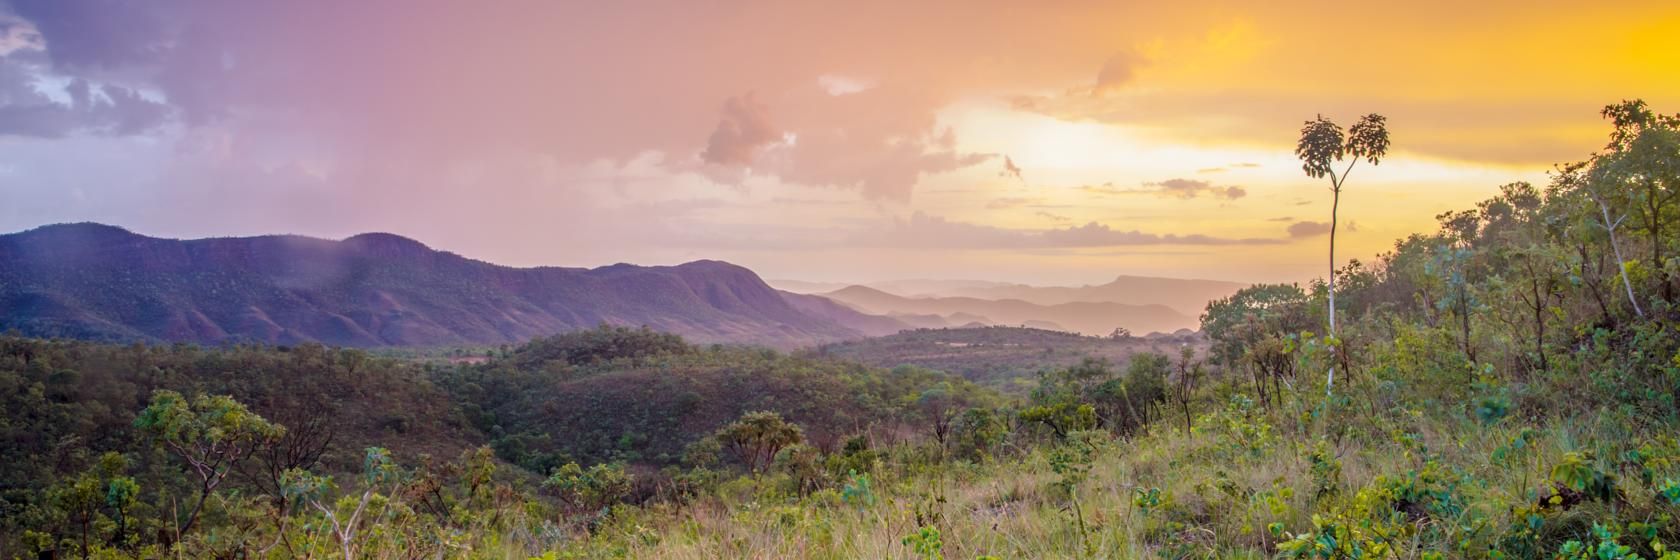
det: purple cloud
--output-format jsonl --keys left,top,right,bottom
{"left": 701, "top": 93, "right": 781, "bottom": 166}
{"left": 853, "top": 212, "right": 1286, "bottom": 249}
{"left": 1287, "top": 220, "right": 1333, "bottom": 237}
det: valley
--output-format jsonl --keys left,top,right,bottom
{"left": 815, "top": 326, "right": 1203, "bottom": 390}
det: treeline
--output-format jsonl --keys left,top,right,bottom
{"left": 1202, "top": 100, "right": 1679, "bottom": 421}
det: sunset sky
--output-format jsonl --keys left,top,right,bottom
{"left": 3, "top": 1, "right": 1678, "bottom": 285}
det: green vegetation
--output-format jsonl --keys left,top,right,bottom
{"left": 437, "top": 326, "right": 987, "bottom": 471}
{"left": 0, "top": 326, "right": 985, "bottom": 557}
{"left": 4, "top": 100, "right": 1680, "bottom": 559}
{"left": 815, "top": 325, "right": 1203, "bottom": 391}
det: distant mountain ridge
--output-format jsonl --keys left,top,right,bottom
{"left": 941, "top": 275, "right": 1246, "bottom": 316}
{"left": 772, "top": 275, "right": 1247, "bottom": 318}
{"left": 820, "top": 284, "right": 1195, "bottom": 336}
{"left": 0, "top": 223, "right": 900, "bottom": 348}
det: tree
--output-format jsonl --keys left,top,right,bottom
{"left": 134, "top": 390, "right": 285, "bottom": 538}
{"left": 1243, "top": 336, "right": 1295, "bottom": 409}
{"left": 774, "top": 443, "right": 828, "bottom": 496}
{"left": 104, "top": 465, "right": 140, "bottom": 553}
{"left": 543, "top": 461, "right": 633, "bottom": 519}
{"left": 1593, "top": 100, "right": 1680, "bottom": 304}
{"left": 1553, "top": 166, "right": 1630, "bottom": 324}
{"left": 1200, "top": 283, "right": 1311, "bottom": 367}
{"left": 1095, "top": 354, "right": 1168, "bottom": 435}
{"left": 1173, "top": 347, "right": 1204, "bottom": 433}
{"left": 1201, "top": 283, "right": 1311, "bottom": 408}
{"left": 1480, "top": 182, "right": 1565, "bottom": 373}
{"left": 950, "top": 408, "right": 1007, "bottom": 462}
{"left": 238, "top": 398, "right": 335, "bottom": 516}
{"left": 47, "top": 454, "right": 130, "bottom": 560}
{"left": 916, "top": 382, "right": 962, "bottom": 446}
{"left": 282, "top": 447, "right": 406, "bottom": 559}
{"left": 1019, "top": 402, "right": 1097, "bottom": 440}
{"left": 714, "top": 411, "right": 804, "bottom": 474}
{"left": 1575, "top": 160, "right": 1645, "bottom": 318}
{"left": 1431, "top": 212, "right": 1481, "bottom": 362}
{"left": 1296, "top": 113, "right": 1390, "bottom": 394}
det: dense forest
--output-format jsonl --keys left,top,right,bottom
{"left": 3, "top": 100, "right": 1680, "bottom": 559}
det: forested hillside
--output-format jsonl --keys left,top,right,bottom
{"left": 2, "top": 100, "right": 1679, "bottom": 559}
{"left": 0, "top": 226, "right": 879, "bottom": 349}
{"left": 815, "top": 326, "right": 1203, "bottom": 390}
{"left": 0, "top": 326, "right": 988, "bottom": 558}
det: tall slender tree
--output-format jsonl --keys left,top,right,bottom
{"left": 1296, "top": 113, "right": 1390, "bottom": 394}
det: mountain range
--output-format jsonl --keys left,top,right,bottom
{"left": 936, "top": 275, "right": 1245, "bottom": 316}
{"left": 774, "top": 276, "right": 1245, "bottom": 318}
{"left": 0, "top": 223, "right": 902, "bottom": 349}
{"left": 818, "top": 285, "right": 1196, "bottom": 336}
{"left": 0, "top": 223, "right": 1229, "bottom": 348}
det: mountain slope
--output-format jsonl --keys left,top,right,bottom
{"left": 0, "top": 223, "right": 871, "bottom": 348}
{"left": 777, "top": 290, "right": 914, "bottom": 337}
{"left": 821, "top": 285, "right": 1194, "bottom": 336}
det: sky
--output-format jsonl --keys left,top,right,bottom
{"left": 2, "top": 1, "right": 1678, "bottom": 286}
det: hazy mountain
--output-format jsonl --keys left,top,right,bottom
{"left": 775, "top": 275, "right": 1247, "bottom": 318}
{"left": 938, "top": 275, "right": 1246, "bottom": 316}
{"left": 777, "top": 291, "right": 914, "bottom": 337}
{"left": 865, "top": 279, "right": 1016, "bottom": 298}
{"left": 821, "top": 285, "right": 1194, "bottom": 336}
{"left": 771, "top": 278, "right": 1015, "bottom": 298}
{"left": 765, "top": 279, "right": 851, "bottom": 294}
{"left": 0, "top": 223, "right": 885, "bottom": 349}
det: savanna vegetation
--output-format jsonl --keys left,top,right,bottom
{"left": 814, "top": 326, "right": 1204, "bottom": 392}
{"left": 4, "top": 100, "right": 1680, "bottom": 559}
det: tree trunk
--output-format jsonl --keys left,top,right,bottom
{"left": 1181, "top": 399, "right": 1192, "bottom": 434}
{"left": 114, "top": 506, "right": 126, "bottom": 551}
{"left": 1536, "top": 302, "right": 1547, "bottom": 372}
{"left": 1594, "top": 191, "right": 1644, "bottom": 317}
{"left": 1578, "top": 243, "right": 1614, "bottom": 326}
{"left": 1252, "top": 367, "right": 1267, "bottom": 409}
{"left": 1650, "top": 181, "right": 1666, "bottom": 301}
{"left": 1327, "top": 186, "right": 1340, "bottom": 396}
{"left": 1459, "top": 294, "right": 1474, "bottom": 361}
{"left": 179, "top": 487, "right": 211, "bottom": 537}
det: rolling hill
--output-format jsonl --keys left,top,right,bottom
{"left": 0, "top": 223, "right": 893, "bottom": 349}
